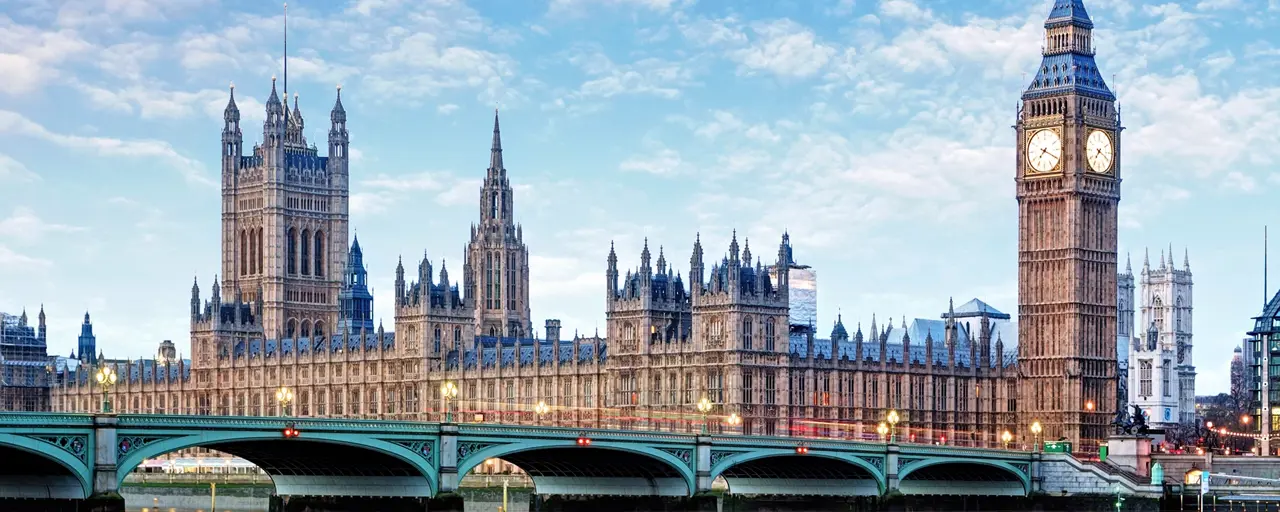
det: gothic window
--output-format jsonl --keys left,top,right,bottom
{"left": 301, "top": 229, "right": 312, "bottom": 276}
{"left": 484, "top": 253, "right": 493, "bottom": 309}
{"left": 350, "top": 389, "right": 361, "bottom": 415}
{"left": 301, "top": 320, "right": 312, "bottom": 340}
{"left": 1153, "top": 297, "right": 1164, "bottom": 331}
{"left": 508, "top": 253, "right": 516, "bottom": 311}
{"left": 313, "top": 322, "right": 325, "bottom": 341}
{"left": 490, "top": 192, "right": 498, "bottom": 219}
{"left": 314, "top": 230, "right": 324, "bottom": 277}
{"left": 239, "top": 229, "right": 248, "bottom": 277}
{"left": 286, "top": 319, "right": 297, "bottom": 339}
{"left": 489, "top": 326, "right": 497, "bottom": 337}
{"left": 434, "top": 327, "right": 442, "bottom": 354}
{"left": 764, "top": 317, "right": 776, "bottom": 351}
{"left": 257, "top": 228, "right": 264, "bottom": 274}
{"left": 1163, "top": 360, "right": 1171, "bottom": 397}
{"left": 743, "top": 316, "right": 753, "bottom": 350}
{"left": 764, "top": 371, "right": 776, "bottom": 405}
{"left": 248, "top": 228, "right": 257, "bottom": 275}
{"left": 1176, "top": 297, "right": 1183, "bottom": 331}
{"left": 1139, "top": 360, "right": 1153, "bottom": 397}
{"left": 494, "top": 252, "right": 502, "bottom": 307}
{"left": 453, "top": 327, "right": 461, "bottom": 351}
{"left": 287, "top": 228, "right": 298, "bottom": 275}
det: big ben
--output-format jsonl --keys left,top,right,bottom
{"left": 1016, "top": 0, "right": 1120, "bottom": 451}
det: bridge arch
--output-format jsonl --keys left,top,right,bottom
{"left": 459, "top": 439, "right": 696, "bottom": 497}
{"left": 710, "top": 449, "right": 885, "bottom": 496}
{"left": 0, "top": 433, "right": 92, "bottom": 499}
{"left": 898, "top": 457, "right": 1030, "bottom": 496}
{"left": 116, "top": 431, "right": 437, "bottom": 497}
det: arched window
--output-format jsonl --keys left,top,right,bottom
{"left": 257, "top": 228, "right": 264, "bottom": 276}
{"left": 239, "top": 229, "right": 248, "bottom": 276}
{"left": 493, "top": 252, "right": 502, "bottom": 307}
{"left": 301, "top": 320, "right": 312, "bottom": 340}
{"left": 301, "top": 229, "right": 312, "bottom": 275}
{"left": 314, "top": 230, "right": 324, "bottom": 277}
{"left": 484, "top": 253, "right": 493, "bottom": 309}
{"left": 434, "top": 327, "right": 442, "bottom": 354}
{"left": 1175, "top": 297, "right": 1183, "bottom": 331}
{"left": 623, "top": 323, "right": 635, "bottom": 343}
{"left": 489, "top": 326, "right": 497, "bottom": 337}
{"left": 1153, "top": 297, "right": 1164, "bottom": 331}
{"left": 287, "top": 228, "right": 298, "bottom": 274}
{"left": 765, "top": 318, "right": 776, "bottom": 351}
{"left": 453, "top": 327, "right": 461, "bottom": 350}
{"left": 314, "top": 322, "right": 325, "bottom": 341}
{"left": 286, "top": 319, "right": 297, "bottom": 339}
{"left": 743, "top": 317, "right": 753, "bottom": 350}
{"left": 508, "top": 253, "right": 516, "bottom": 311}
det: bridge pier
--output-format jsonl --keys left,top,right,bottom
{"left": 885, "top": 443, "right": 900, "bottom": 492}
{"left": 88, "top": 415, "right": 124, "bottom": 512}
{"left": 695, "top": 436, "right": 712, "bottom": 493}
{"left": 437, "top": 423, "right": 460, "bottom": 494}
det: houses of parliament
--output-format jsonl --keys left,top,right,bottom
{"left": 48, "top": 0, "right": 1121, "bottom": 451}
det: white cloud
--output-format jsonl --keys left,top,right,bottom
{"left": 0, "top": 17, "right": 94, "bottom": 95}
{"left": 0, "top": 153, "right": 39, "bottom": 183}
{"left": 547, "top": 0, "right": 685, "bottom": 17}
{"left": 563, "top": 47, "right": 699, "bottom": 102}
{"left": 438, "top": 103, "right": 460, "bottom": 115}
{"left": 0, "top": 246, "right": 52, "bottom": 271}
{"left": 0, "top": 109, "right": 213, "bottom": 187}
{"left": 878, "top": 0, "right": 934, "bottom": 24}
{"left": 728, "top": 19, "right": 836, "bottom": 78}
{"left": 619, "top": 147, "right": 684, "bottom": 176}
{"left": 354, "top": 172, "right": 482, "bottom": 213}
{"left": 365, "top": 32, "right": 518, "bottom": 103}
{"left": 0, "top": 207, "right": 85, "bottom": 242}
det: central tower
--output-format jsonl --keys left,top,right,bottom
{"left": 465, "top": 111, "right": 532, "bottom": 338}
{"left": 1015, "top": 0, "right": 1122, "bottom": 450}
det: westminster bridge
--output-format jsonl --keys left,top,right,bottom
{"left": 0, "top": 413, "right": 1163, "bottom": 511}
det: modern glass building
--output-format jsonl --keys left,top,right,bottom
{"left": 1246, "top": 288, "right": 1280, "bottom": 455}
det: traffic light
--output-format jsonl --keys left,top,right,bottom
{"left": 282, "top": 421, "right": 300, "bottom": 438}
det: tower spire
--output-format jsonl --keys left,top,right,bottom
{"left": 490, "top": 109, "right": 503, "bottom": 172}
{"left": 283, "top": 2, "right": 288, "bottom": 102}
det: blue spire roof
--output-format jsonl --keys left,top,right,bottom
{"left": 1047, "top": 0, "right": 1093, "bottom": 28}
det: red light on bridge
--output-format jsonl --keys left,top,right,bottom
{"left": 282, "top": 422, "right": 300, "bottom": 438}
{"left": 795, "top": 444, "right": 809, "bottom": 455}
{"left": 576, "top": 435, "right": 592, "bottom": 446}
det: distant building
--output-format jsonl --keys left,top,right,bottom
{"left": 1117, "top": 259, "right": 1135, "bottom": 413}
{"left": 0, "top": 307, "right": 51, "bottom": 411}
{"left": 77, "top": 312, "right": 97, "bottom": 365}
{"left": 1246, "top": 286, "right": 1280, "bottom": 455}
{"left": 1127, "top": 248, "right": 1195, "bottom": 429}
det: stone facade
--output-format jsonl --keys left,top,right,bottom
{"left": 1126, "top": 248, "right": 1195, "bottom": 428}
{"left": 0, "top": 308, "right": 51, "bottom": 411}
{"left": 1015, "top": 0, "right": 1122, "bottom": 451}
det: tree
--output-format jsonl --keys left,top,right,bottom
{"left": 1230, "top": 348, "right": 1251, "bottom": 414}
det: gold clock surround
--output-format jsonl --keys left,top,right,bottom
{"left": 1026, "top": 128, "right": 1063, "bottom": 174}
{"left": 1085, "top": 129, "right": 1114, "bottom": 174}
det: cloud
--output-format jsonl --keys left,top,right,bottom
{"left": 619, "top": 147, "right": 684, "bottom": 176}
{"left": 728, "top": 19, "right": 836, "bottom": 78}
{"left": 0, "top": 207, "right": 85, "bottom": 242}
{"left": 0, "top": 246, "right": 52, "bottom": 271}
{"left": 0, "top": 110, "right": 213, "bottom": 187}
{"left": 1118, "top": 184, "right": 1191, "bottom": 229}
{"left": 558, "top": 47, "right": 700, "bottom": 105}
{"left": 365, "top": 32, "right": 518, "bottom": 104}
{"left": 438, "top": 103, "right": 460, "bottom": 115}
{"left": 547, "top": 0, "right": 686, "bottom": 17}
{"left": 0, "top": 16, "right": 94, "bottom": 95}
{"left": 354, "top": 172, "right": 482, "bottom": 213}
{"left": 0, "top": 153, "right": 39, "bottom": 183}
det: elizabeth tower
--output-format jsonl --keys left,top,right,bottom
{"left": 1016, "top": 0, "right": 1121, "bottom": 450}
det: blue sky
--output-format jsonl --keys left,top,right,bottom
{"left": 1, "top": 0, "right": 1278, "bottom": 395}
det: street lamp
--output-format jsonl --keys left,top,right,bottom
{"left": 887, "top": 410, "right": 900, "bottom": 443}
{"left": 440, "top": 381, "right": 459, "bottom": 423}
{"left": 877, "top": 422, "right": 889, "bottom": 443}
{"left": 725, "top": 413, "right": 742, "bottom": 434}
{"left": 1031, "top": 420, "right": 1043, "bottom": 452}
{"left": 94, "top": 364, "right": 117, "bottom": 413}
{"left": 1086, "top": 400, "right": 1095, "bottom": 412}
{"left": 697, "top": 397, "right": 713, "bottom": 434}
{"left": 275, "top": 386, "right": 294, "bottom": 417}
{"left": 1002, "top": 430, "right": 1013, "bottom": 450}
{"left": 534, "top": 400, "right": 549, "bottom": 426}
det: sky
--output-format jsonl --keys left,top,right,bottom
{"left": 1, "top": 0, "right": 1279, "bottom": 395}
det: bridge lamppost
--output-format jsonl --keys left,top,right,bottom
{"left": 1001, "top": 430, "right": 1012, "bottom": 450}
{"left": 275, "top": 386, "right": 294, "bottom": 417}
{"left": 726, "top": 413, "right": 742, "bottom": 434}
{"left": 94, "top": 363, "right": 118, "bottom": 413}
{"left": 887, "top": 410, "right": 900, "bottom": 444}
{"left": 697, "top": 397, "right": 713, "bottom": 434}
{"left": 1031, "top": 420, "right": 1043, "bottom": 452}
{"left": 877, "top": 422, "right": 889, "bottom": 443}
{"left": 440, "top": 381, "right": 459, "bottom": 423}
{"left": 534, "top": 400, "right": 549, "bottom": 426}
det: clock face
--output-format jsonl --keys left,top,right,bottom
{"left": 1086, "top": 129, "right": 1114, "bottom": 173}
{"left": 1026, "top": 129, "right": 1062, "bottom": 173}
